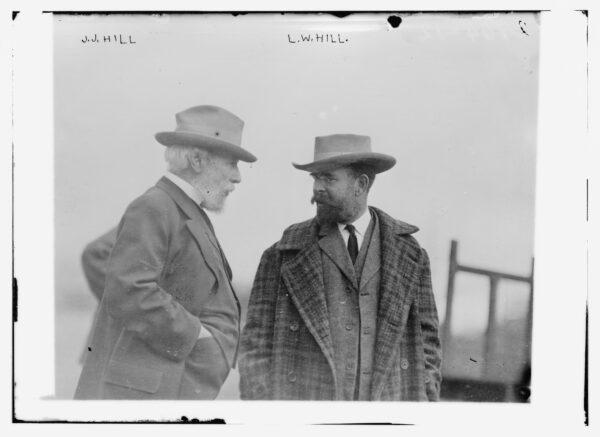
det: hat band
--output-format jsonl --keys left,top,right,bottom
{"left": 314, "top": 150, "right": 370, "bottom": 160}
{"left": 174, "top": 122, "right": 241, "bottom": 146}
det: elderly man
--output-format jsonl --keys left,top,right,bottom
{"left": 239, "top": 134, "right": 441, "bottom": 401}
{"left": 75, "top": 105, "right": 256, "bottom": 400}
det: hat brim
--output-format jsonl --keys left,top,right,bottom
{"left": 155, "top": 131, "right": 257, "bottom": 163}
{"left": 292, "top": 153, "right": 396, "bottom": 174}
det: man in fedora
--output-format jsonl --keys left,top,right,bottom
{"left": 239, "top": 134, "right": 442, "bottom": 401}
{"left": 75, "top": 105, "right": 256, "bottom": 400}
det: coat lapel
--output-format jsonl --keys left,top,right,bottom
{"left": 156, "top": 177, "right": 240, "bottom": 314}
{"left": 156, "top": 177, "right": 221, "bottom": 274}
{"left": 369, "top": 207, "right": 421, "bottom": 399}
{"left": 184, "top": 220, "right": 223, "bottom": 281}
{"left": 279, "top": 221, "right": 337, "bottom": 381}
{"left": 359, "top": 212, "right": 381, "bottom": 289}
{"left": 317, "top": 223, "right": 358, "bottom": 289}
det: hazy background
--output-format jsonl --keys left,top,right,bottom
{"left": 54, "top": 12, "right": 538, "bottom": 399}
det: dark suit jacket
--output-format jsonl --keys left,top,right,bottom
{"left": 239, "top": 207, "right": 442, "bottom": 401}
{"left": 75, "top": 177, "right": 240, "bottom": 399}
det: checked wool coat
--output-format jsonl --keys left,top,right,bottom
{"left": 239, "top": 207, "right": 442, "bottom": 401}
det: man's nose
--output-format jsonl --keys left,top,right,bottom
{"left": 230, "top": 167, "right": 241, "bottom": 184}
{"left": 313, "top": 179, "right": 325, "bottom": 193}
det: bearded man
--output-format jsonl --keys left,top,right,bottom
{"left": 239, "top": 134, "right": 442, "bottom": 401}
{"left": 75, "top": 105, "right": 256, "bottom": 400}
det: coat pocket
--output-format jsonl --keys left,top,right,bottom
{"left": 103, "top": 360, "right": 163, "bottom": 394}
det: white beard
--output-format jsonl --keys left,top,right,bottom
{"left": 191, "top": 178, "right": 228, "bottom": 213}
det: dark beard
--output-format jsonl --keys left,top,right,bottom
{"left": 311, "top": 194, "right": 349, "bottom": 225}
{"left": 315, "top": 203, "right": 344, "bottom": 225}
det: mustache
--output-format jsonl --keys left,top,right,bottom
{"left": 311, "top": 193, "right": 338, "bottom": 206}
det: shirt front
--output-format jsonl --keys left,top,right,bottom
{"left": 337, "top": 208, "right": 372, "bottom": 250}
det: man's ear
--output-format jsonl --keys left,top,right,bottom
{"left": 356, "top": 174, "right": 370, "bottom": 195}
{"left": 188, "top": 149, "right": 203, "bottom": 172}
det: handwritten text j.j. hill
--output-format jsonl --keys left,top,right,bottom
{"left": 287, "top": 33, "right": 349, "bottom": 44}
{"left": 81, "top": 34, "right": 136, "bottom": 44}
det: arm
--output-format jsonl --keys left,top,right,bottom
{"left": 418, "top": 248, "right": 442, "bottom": 401}
{"left": 81, "top": 227, "right": 118, "bottom": 301}
{"left": 104, "top": 195, "right": 202, "bottom": 362}
{"left": 238, "top": 244, "right": 280, "bottom": 400}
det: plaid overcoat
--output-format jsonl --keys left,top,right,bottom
{"left": 239, "top": 207, "right": 442, "bottom": 401}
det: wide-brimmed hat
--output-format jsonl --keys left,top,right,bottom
{"left": 155, "top": 105, "right": 257, "bottom": 162}
{"left": 293, "top": 134, "right": 395, "bottom": 173}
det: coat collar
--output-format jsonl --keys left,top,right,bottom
{"left": 157, "top": 176, "right": 204, "bottom": 222}
{"left": 276, "top": 206, "right": 418, "bottom": 251}
{"left": 156, "top": 177, "right": 221, "bottom": 252}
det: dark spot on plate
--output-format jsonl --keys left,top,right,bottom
{"left": 388, "top": 15, "right": 402, "bottom": 29}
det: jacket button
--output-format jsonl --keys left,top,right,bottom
{"left": 288, "top": 371, "right": 297, "bottom": 382}
{"left": 345, "top": 323, "right": 353, "bottom": 331}
{"left": 290, "top": 323, "right": 299, "bottom": 332}
{"left": 425, "top": 376, "right": 431, "bottom": 383}
{"left": 400, "top": 358, "right": 410, "bottom": 370}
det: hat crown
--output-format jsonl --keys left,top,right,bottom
{"left": 314, "top": 134, "right": 371, "bottom": 160}
{"left": 174, "top": 105, "right": 244, "bottom": 146}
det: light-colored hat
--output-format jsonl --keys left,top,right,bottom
{"left": 155, "top": 105, "right": 257, "bottom": 162}
{"left": 293, "top": 134, "right": 395, "bottom": 173}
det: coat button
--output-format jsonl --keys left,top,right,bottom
{"left": 425, "top": 376, "right": 431, "bottom": 383}
{"left": 345, "top": 323, "right": 353, "bottom": 331}
{"left": 289, "top": 323, "right": 299, "bottom": 332}
{"left": 287, "top": 371, "right": 297, "bottom": 382}
{"left": 400, "top": 358, "right": 410, "bottom": 370}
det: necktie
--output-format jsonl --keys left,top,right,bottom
{"left": 345, "top": 224, "right": 359, "bottom": 264}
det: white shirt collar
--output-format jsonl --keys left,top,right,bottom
{"left": 337, "top": 208, "right": 371, "bottom": 249}
{"left": 164, "top": 172, "right": 204, "bottom": 207}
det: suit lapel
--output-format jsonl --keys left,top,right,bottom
{"left": 358, "top": 213, "right": 381, "bottom": 289}
{"left": 185, "top": 220, "right": 223, "bottom": 280}
{"left": 317, "top": 224, "right": 358, "bottom": 289}
{"left": 280, "top": 233, "right": 336, "bottom": 381}
{"left": 157, "top": 177, "right": 221, "bottom": 272}
{"left": 369, "top": 210, "right": 420, "bottom": 399}
{"left": 156, "top": 177, "right": 241, "bottom": 314}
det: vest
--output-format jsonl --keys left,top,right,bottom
{"left": 321, "top": 210, "right": 381, "bottom": 400}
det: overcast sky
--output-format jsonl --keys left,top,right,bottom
{"left": 54, "top": 12, "right": 539, "bottom": 338}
